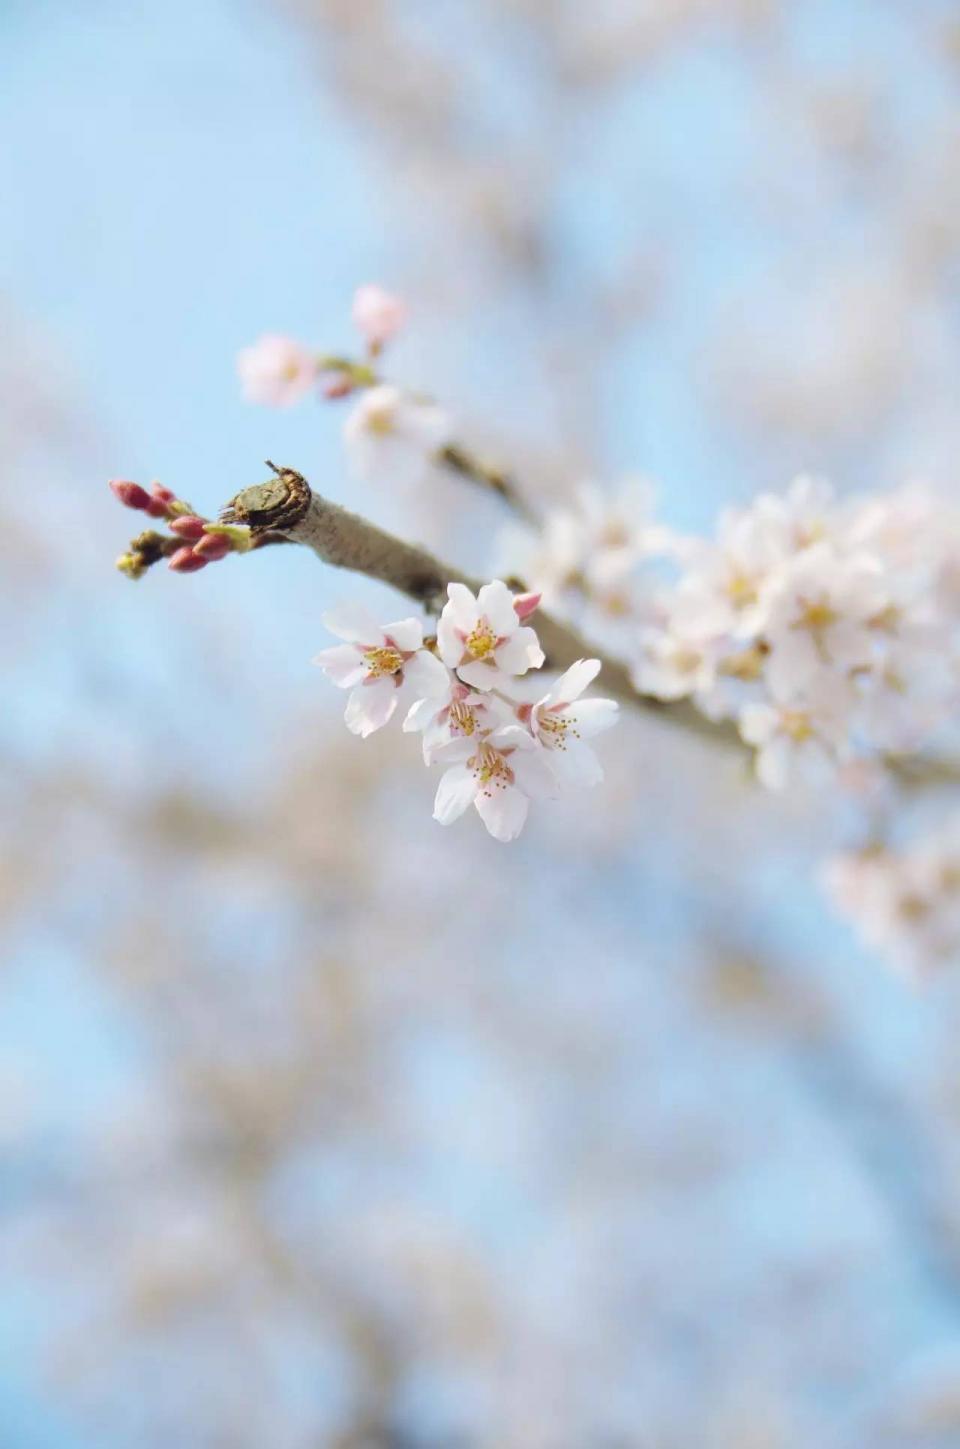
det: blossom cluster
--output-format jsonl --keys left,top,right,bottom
{"left": 625, "top": 476, "right": 959, "bottom": 791}
{"left": 825, "top": 822, "right": 960, "bottom": 981}
{"left": 313, "top": 581, "right": 618, "bottom": 842}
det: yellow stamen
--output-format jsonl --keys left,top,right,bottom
{"left": 363, "top": 645, "right": 403, "bottom": 678}
{"left": 465, "top": 621, "right": 497, "bottom": 659}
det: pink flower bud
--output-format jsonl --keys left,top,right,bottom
{"left": 109, "top": 479, "right": 152, "bottom": 511}
{"left": 145, "top": 497, "right": 170, "bottom": 518}
{"left": 169, "top": 514, "right": 207, "bottom": 540}
{"left": 151, "top": 482, "right": 176, "bottom": 504}
{"left": 168, "top": 546, "right": 208, "bottom": 573}
{"left": 323, "top": 375, "right": 354, "bottom": 400}
{"left": 192, "top": 531, "right": 232, "bottom": 561}
{"left": 513, "top": 591, "right": 542, "bottom": 621}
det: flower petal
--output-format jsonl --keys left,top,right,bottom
{"left": 549, "top": 658, "right": 601, "bottom": 707}
{"left": 403, "top": 649, "right": 451, "bottom": 698}
{"left": 312, "top": 644, "right": 366, "bottom": 688}
{"left": 385, "top": 617, "right": 424, "bottom": 652}
{"left": 547, "top": 743, "right": 603, "bottom": 787}
{"left": 344, "top": 677, "right": 398, "bottom": 737}
{"left": 322, "top": 604, "right": 384, "bottom": 645}
{"left": 475, "top": 785, "right": 529, "bottom": 842}
{"left": 562, "top": 698, "right": 619, "bottom": 738}
{"left": 445, "top": 582, "right": 479, "bottom": 630}
{"left": 456, "top": 659, "right": 499, "bottom": 692}
{"left": 510, "top": 748, "right": 560, "bottom": 800}
{"left": 477, "top": 579, "right": 518, "bottom": 635}
{"left": 433, "top": 764, "right": 477, "bottom": 824}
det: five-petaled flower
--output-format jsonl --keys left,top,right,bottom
{"left": 432, "top": 725, "right": 558, "bottom": 843}
{"left": 313, "top": 605, "right": 449, "bottom": 737}
{"left": 237, "top": 334, "right": 318, "bottom": 406}
{"left": 528, "top": 659, "right": 619, "bottom": 787}
{"left": 437, "top": 581, "right": 545, "bottom": 691}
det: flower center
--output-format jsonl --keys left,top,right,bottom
{"left": 470, "top": 745, "right": 513, "bottom": 795}
{"left": 363, "top": 645, "right": 404, "bottom": 678}
{"left": 538, "top": 710, "right": 579, "bottom": 750}
{"left": 793, "top": 594, "right": 837, "bottom": 633}
{"left": 727, "top": 572, "right": 757, "bottom": 608}
{"left": 781, "top": 709, "right": 813, "bottom": 743}
{"left": 465, "top": 621, "right": 497, "bottom": 660}
{"left": 365, "top": 405, "right": 396, "bottom": 436}
{"left": 449, "top": 701, "right": 479, "bottom": 736}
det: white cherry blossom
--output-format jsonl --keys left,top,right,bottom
{"left": 313, "top": 605, "right": 448, "bottom": 738}
{"left": 343, "top": 384, "right": 451, "bottom": 487}
{"left": 527, "top": 660, "right": 619, "bottom": 786}
{"left": 404, "top": 676, "right": 508, "bottom": 763}
{"left": 437, "top": 581, "right": 545, "bottom": 691}
{"left": 431, "top": 725, "right": 557, "bottom": 842}
{"left": 237, "top": 334, "right": 318, "bottom": 406}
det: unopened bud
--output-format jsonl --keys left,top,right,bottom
{"left": 145, "top": 497, "right": 170, "bottom": 518}
{"left": 109, "top": 479, "right": 152, "bottom": 511}
{"left": 151, "top": 482, "right": 176, "bottom": 504}
{"left": 192, "top": 531, "right": 232, "bottom": 561}
{"left": 323, "top": 375, "right": 354, "bottom": 400}
{"left": 168, "top": 546, "right": 208, "bottom": 573}
{"left": 169, "top": 514, "right": 207, "bottom": 540}
{"left": 513, "top": 591, "right": 542, "bottom": 621}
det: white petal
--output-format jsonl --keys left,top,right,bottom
{"left": 477, "top": 580, "right": 518, "bottom": 635}
{"left": 312, "top": 644, "right": 366, "bottom": 688}
{"left": 738, "top": 703, "right": 776, "bottom": 747}
{"left": 475, "top": 785, "right": 529, "bottom": 841}
{"left": 402, "top": 649, "right": 451, "bottom": 698}
{"left": 436, "top": 610, "right": 465, "bottom": 668}
{"left": 548, "top": 744, "right": 603, "bottom": 787}
{"left": 433, "top": 764, "right": 478, "bottom": 824}
{"left": 322, "top": 604, "right": 383, "bottom": 645}
{"left": 456, "top": 659, "right": 498, "bottom": 691}
{"left": 510, "top": 748, "right": 560, "bottom": 800}
{"left": 430, "top": 735, "right": 476, "bottom": 764}
{"left": 344, "top": 678, "right": 398, "bottom": 737}
{"left": 493, "top": 627, "right": 544, "bottom": 675}
{"left": 385, "top": 617, "right": 423, "bottom": 652}
{"left": 445, "top": 582, "right": 479, "bottom": 629}
{"left": 756, "top": 738, "right": 790, "bottom": 790}
{"left": 488, "top": 724, "right": 537, "bottom": 752}
{"left": 403, "top": 696, "right": 442, "bottom": 733}
{"left": 548, "top": 658, "right": 601, "bottom": 707}
{"left": 563, "top": 698, "right": 618, "bottom": 738}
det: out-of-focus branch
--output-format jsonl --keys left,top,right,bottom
{"left": 221, "top": 462, "right": 732, "bottom": 746}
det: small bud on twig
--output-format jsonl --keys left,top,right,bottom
{"left": 168, "top": 546, "right": 208, "bottom": 573}
{"left": 193, "top": 531, "right": 232, "bottom": 561}
{"left": 109, "top": 479, "right": 152, "bottom": 511}
{"left": 169, "top": 514, "right": 207, "bottom": 540}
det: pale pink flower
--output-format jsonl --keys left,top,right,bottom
{"left": 351, "top": 284, "right": 407, "bottom": 349}
{"left": 237, "top": 334, "right": 318, "bottom": 406}
{"left": 343, "top": 384, "right": 451, "bottom": 487}
{"left": 437, "top": 581, "right": 545, "bottom": 691}
{"left": 314, "top": 604, "right": 449, "bottom": 738}
{"left": 432, "top": 725, "right": 557, "bottom": 842}
{"left": 739, "top": 680, "right": 851, "bottom": 790}
{"left": 528, "top": 660, "right": 618, "bottom": 787}
{"left": 404, "top": 676, "right": 507, "bottom": 763}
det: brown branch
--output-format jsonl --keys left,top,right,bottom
{"left": 221, "top": 462, "right": 732, "bottom": 747}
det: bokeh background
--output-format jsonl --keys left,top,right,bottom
{"left": 6, "top": 2, "right": 960, "bottom": 1444}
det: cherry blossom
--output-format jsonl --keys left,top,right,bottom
{"left": 437, "top": 581, "right": 545, "bottom": 690}
{"left": 431, "top": 725, "right": 558, "bottom": 842}
{"left": 313, "top": 605, "right": 449, "bottom": 738}
{"left": 403, "top": 676, "right": 507, "bottom": 763}
{"left": 343, "top": 384, "right": 451, "bottom": 487}
{"left": 351, "top": 284, "right": 407, "bottom": 350}
{"left": 528, "top": 660, "right": 619, "bottom": 786}
{"left": 237, "top": 334, "right": 318, "bottom": 406}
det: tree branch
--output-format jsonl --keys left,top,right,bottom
{"left": 221, "top": 463, "right": 734, "bottom": 748}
